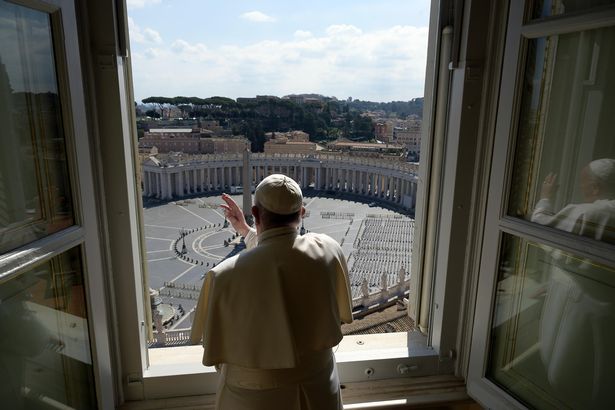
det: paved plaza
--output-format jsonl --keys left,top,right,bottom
{"left": 143, "top": 192, "right": 413, "bottom": 332}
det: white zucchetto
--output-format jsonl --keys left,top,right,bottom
{"left": 254, "top": 174, "right": 303, "bottom": 215}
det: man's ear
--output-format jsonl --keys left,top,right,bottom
{"left": 300, "top": 207, "right": 306, "bottom": 218}
{"left": 252, "top": 205, "right": 260, "bottom": 224}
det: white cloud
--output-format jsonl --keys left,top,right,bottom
{"left": 128, "top": 17, "right": 162, "bottom": 44}
{"left": 293, "top": 30, "right": 313, "bottom": 39}
{"left": 127, "top": 0, "right": 161, "bottom": 9}
{"left": 325, "top": 24, "right": 363, "bottom": 37}
{"left": 143, "top": 28, "right": 163, "bottom": 44}
{"left": 143, "top": 47, "right": 163, "bottom": 59}
{"left": 240, "top": 11, "right": 276, "bottom": 23}
{"left": 131, "top": 25, "right": 429, "bottom": 102}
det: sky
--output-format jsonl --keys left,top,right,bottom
{"left": 127, "top": 0, "right": 431, "bottom": 103}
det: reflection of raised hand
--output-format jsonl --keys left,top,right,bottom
{"left": 540, "top": 172, "right": 558, "bottom": 200}
{"left": 220, "top": 193, "right": 250, "bottom": 237}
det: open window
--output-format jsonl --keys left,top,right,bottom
{"left": 114, "top": 0, "right": 477, "bottom": 401}
{"left": 469, "top": 1, "right": 615, "bottom": 408}
{"left": 0, "top": 0, "right": 113, "bottom": 407}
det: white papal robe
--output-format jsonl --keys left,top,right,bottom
{"left": 191, "top": 226, "right": 353, "bottom": 410}
{"left": 531, "top": 198, "right": 615, "bottom": 406}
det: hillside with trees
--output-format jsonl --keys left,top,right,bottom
{"left": 137, "top": 95, "right": 423, "bottom": 152}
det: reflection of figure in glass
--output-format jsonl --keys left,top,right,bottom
{"left": 532, "top": 158, "right": 615, "bottom": 243}
{"left": 531, "top": 158, "right": 615, "bottom": 408}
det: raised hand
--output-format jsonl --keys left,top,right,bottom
{"left": 220, "top": 193, "right": 250, "bottom": 237}
{"left": 540, "top": 172, "right": 558, "bottom": 200}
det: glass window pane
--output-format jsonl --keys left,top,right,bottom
{"left": 488, "top": 234, "right": 615, "bottom": 409}
{"left": 0, "top": 247, "right": 96, "bottom": 408}
{"left": 508, "top": 26, "right": 615, "bottom": 244}
{"left": 0, "top": 2, "right": 74, "bottom": 253}
{"left": 531, "top": 0, "right": 615, "bottom": 19}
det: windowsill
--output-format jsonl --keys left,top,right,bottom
{"left": 134, "top": 331, "right": 460, "bottom": 404}
{"left": 145, "top": 331, "right": 438, "bottom": 379}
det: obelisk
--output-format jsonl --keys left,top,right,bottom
{"left": 242, "top": 146, "right": 254, "bottom": 225}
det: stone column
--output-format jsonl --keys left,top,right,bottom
{"left": 301, "top": 167, "right": 307, "bottom": 188}
{"left": 147, "top": 171, "right": 152, "bottom": 196}
{"left": 178, "top": 171, "right": 185, "bottom": 197}
{"left": 358, "top": 171, "right": 363, "bottom": 193}
{"left": 155, "top": 172, "right": 160, "bottom": 198}
{"left": 161, "top": 172, "right": 168, "bottom": 199}
{"left": 383, "top": 175, "right": 388, "bottom": 199}
{"left": 335, "top": 167, "right": 340, "bottom": 190}
{"left": 151, "top": 172, "right": 156, "bottom": 197}
{"left": 188, "top": 169, "right": 193, "bottom": 194}
{"left": 142, "top": 171, "right": 149, "bottom": 196}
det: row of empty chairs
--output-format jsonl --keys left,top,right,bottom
{"left": 349, "top": 217, "right": 414, "bottom": 298}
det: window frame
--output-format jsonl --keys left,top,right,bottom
{"left": 83, "top": 0, "right": 509, "bottom": 403}
{"left": 467, "top": 1, "right": 615, "bottom": 408}
{"left": 0, "top": 0, "right": 115, "bottom": 408}
{"left": 134, "top": 0, "right": 450, "bottom": 392}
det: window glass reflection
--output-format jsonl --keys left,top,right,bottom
{"left": 508, "top": 27, "right": 615, "bottom": 244}
{"left": 0, "top": 247, "right": 96, "bottom": 408}
{"left": 0, "top": 1, "right": 74, "bottom": 253}
{"left": 531, "top": 0, "right": 615, "bottom": 19}
{"left": 488, "top": 234, "right": 615, "bottom": 409}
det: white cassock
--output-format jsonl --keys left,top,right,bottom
{"left": 531, "top": 198, "right": 615, "bottom": 406}
{"left": 191, "top": 226, "right": 353, "bottom": 410}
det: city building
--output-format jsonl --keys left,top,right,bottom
{"left": 138, "top": 128, "right": 206, "bottom": 154}
{"left": 263, "top": 130, "right": 318, "bottom": 154}
{"left": 264, "top": 140, "right": 321, "bottom": 154}
{"left": 375, "top": 121, "right": 392, "bottom": 142}
{"left": 265, "top": 130, "right": 310, "bottom": 142}
{"left": 199, "top": 137, "right": 249, "bottom": 154}
{"left": 328, "top": 139, "right": 405, "bottom": 157}
{"left": 3, "top": 1, "right": 613, "bottom": 409}
{"left": 138, "top": 123, "right": 248, "bottom": 155}
{"left": 393, "top": 127, "right": 422, "bottom": 159}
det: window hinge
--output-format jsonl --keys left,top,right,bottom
{"left": 440, "top": 349, "right": 456, "bottom": 361}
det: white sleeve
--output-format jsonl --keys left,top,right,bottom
{"left": 244, "top": 227, "right": 258, "bottom": 249}
{"left": 531, "top": 198, "right": 556, "bottom": 225}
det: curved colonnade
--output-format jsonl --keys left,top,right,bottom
{"left": 143, "top": 152, "right": 418, "bottom": 210}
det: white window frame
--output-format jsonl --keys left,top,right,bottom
{"left": 80, "top": 0, "right": 513, "bottom": 404}
{"left": 0, "top": 0, "right": 114, "bottom": 408}
{"left": 467, "top": 2, "right": 615, "bottom": 408}
{"left": 135, "top": 0, "right": 452, "bottom": 392}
